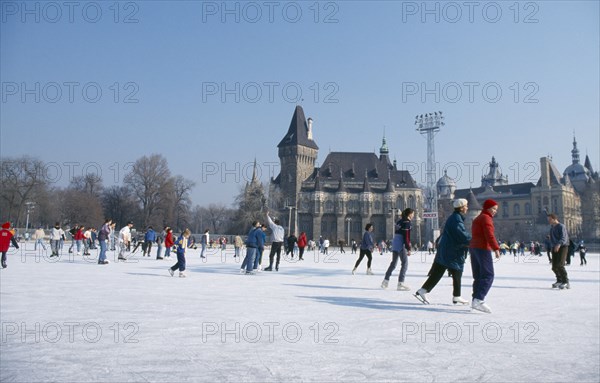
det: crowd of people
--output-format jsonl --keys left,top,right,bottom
{"left": 0, "top": 199, "right": 592, "bottom": 313}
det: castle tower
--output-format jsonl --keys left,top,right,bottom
{"left": 277, "top": 106, "right": 319, "bottom": 209}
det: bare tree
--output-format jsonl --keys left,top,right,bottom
{"left": 102, "top": 186, "right": 140, "bottom": 227}
{"left": 0, "top": 156, "right": 49, "bottom": 226}
{"left": 123, "top": 154, "right": 172, "bottom": 227}
{"left": 71, "top": 174, "right": 103, "bottom": 197}
{"left": 170, "top": 175, "right": 195, "bottom": 231}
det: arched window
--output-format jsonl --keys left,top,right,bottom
{"left": 396, "top": 196, "right": 405, "bottom": 210}
{"left": 408, "top": 195, "right": 415, "bottom": 209}
{"left": 524, "top": 202, "right": 531, "bottom": 215}
{"left": 513, "top": 204, "right": 521, "bottom": 216}
{"left": 502, "top": 201, "right": 509, "bottom": 217}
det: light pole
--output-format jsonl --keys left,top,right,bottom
{"left": 415, "top": 111, "right": 444, "bottom": 241}
{"left": 345, "top": 217, "right": 352, "bottom": 244}
{"left": 389, "top": 207, "right": 399, "bottom": 240}
{"left": 285, "top": 204, "right": 295, "bottom": 237}
{"left": 25, "top": 201, "right": 35, "bottom": 236}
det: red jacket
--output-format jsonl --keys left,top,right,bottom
{"left": 74, "top": 229, "right": 85, "bottom": 240}
{"left": 0, "top": 229, "right": 18, "bottom": 252}
{"left": 297, "top": 233, "right": 307, "bottom": 248}
{"left": 470, "top": 211, "right": 500, "bottom": 251}
{"left": 165, "top": 232, "right": 174, "bottom": 248}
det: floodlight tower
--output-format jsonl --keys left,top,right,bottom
{"left": 415, "top": 112, "right": 445, "bottom": 241}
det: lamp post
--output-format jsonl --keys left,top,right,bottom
{"left": 285, "top": 204, "right": 295, "bottom": 237}
{"left": 25, "top": 201, "right": 35, "bottom": 236}
{"left": 345, "top": 217, "right": 352, "bottom": 244}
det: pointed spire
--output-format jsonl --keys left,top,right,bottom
{"left": 250, "top": 158, "right": 259, "bottom": 184}
{"left": 466, "top": 189, "right": 481, "bottom": 210}
{"left": 362, "top": 170, "right": 371, "bottom": 192}
{"left": 277, "top": 105, "right": 319, "bottom": 149}
{"left": 584, "top": 154, "right": 595, "bottom": 173}
{"left": 385, "top": 170, "right": 395, "bottom": 193}
{"left": 379, "top": 133, "right": 389, "bottom": 156}
{"left": 571, "top": 135, "right": 580, "bottom": 164}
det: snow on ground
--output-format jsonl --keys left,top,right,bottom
{"left": 1, "top": 243, "right": 599, "bottom": 383}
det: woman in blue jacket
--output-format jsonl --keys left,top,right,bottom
{"left": 415, "top": 199, "right": 472, "bottom": 305}
{"left": 353, "top": 223, "right": 375, "bottom": 275}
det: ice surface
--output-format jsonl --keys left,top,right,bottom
{"left": 1, "top": 244, "right": 599, "bottom": 382}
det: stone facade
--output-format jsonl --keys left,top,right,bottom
{"left": 271, "top": 106, "right": 424, "bottom": 244}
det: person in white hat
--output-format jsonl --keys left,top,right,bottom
{"left": 414, "top": 198, "right": 471, "bottom": 305}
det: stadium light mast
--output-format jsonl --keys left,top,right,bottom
{"left": 415, "top": 112, "right": 445, "bottom": 241}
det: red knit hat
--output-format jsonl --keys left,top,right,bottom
{"left": 1, "top": 222, "right": 10, "bottom": 229}
{"left": 482, "top": 199, "right": 498, "bottom": 210}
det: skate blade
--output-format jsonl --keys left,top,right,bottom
{"left": 413, "top": 293, "right": 429, "bottom": 305}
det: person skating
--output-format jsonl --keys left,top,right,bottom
{"left": 382, "top": 208, "right": 414, "bottom": 291}
{"left": 469, "top": 199, "right": 501, "bottom": 313}
{"left": 240, "top": 221, "right": 261, "bottom": 274}
{"left": 352, "top": 223, "right": 375, "bottom": 275}
{"left": 548, "top": 213, "right": 570, "bottom": 289}
{"left": 264, "top": 211, "right": 284, "bottom": 271}
{"left": 414, "top": 199, "right": 471, "bottom": 305}
{"left": 297, "top": 232, "right": 307, "bottom": 260}
{"left": 577, "top": 241, "right": 587, "bottom": 265}
{"left": 169, "top": 229, "right": 191, "bottom": 278}
{"left": 0, "top": 222, "right": 19, "bottom": 268}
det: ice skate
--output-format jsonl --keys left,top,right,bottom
{"left": 414, "top": 288, "right": 429, "bottom": 304}
{"left": 381, "top": 279, "right": 389, "bottom": 289}
{"left": 471, "top": 298, "right": 492, "bottom": 313}
{"left": 179, "top": 272, "right": 186, "bottom": 278}
{"left": 366, "top": 268, "right": 374, "bottom": 275}
{"left": 397, "top": 282, "right": 410, "bottom": 291}
{"left": 559, "top": 282, "right": 570, "bottom": 290}
{"left": 352, "top": 267, "right": 356, "bottom": 275}
{"left": 169, "top": 269, "right": 174, "bottom": 277}
{"left": 452, "top": 296, "right": 469, "bottom": 305}
{"left": 552, "top": 282, "right": 561, "bottom": 288}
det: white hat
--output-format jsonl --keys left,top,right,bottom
{"left": 453, "top": 198, "right": 468, "bottom": 208}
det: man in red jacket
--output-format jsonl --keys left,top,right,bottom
{"left": 0, "top": 222, "right": 20, "bottom": 269}
{"left": 469, "top": 199, "right": 501, "bottom": 313}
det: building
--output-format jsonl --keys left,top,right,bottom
{"left": 271, "top": 106, "right": 424, "bottom": 244}
{"left": 438, "top": 138, "right": 599, "bottom": 242}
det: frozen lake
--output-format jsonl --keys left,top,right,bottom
{"left": 1, "top": 244, "right": 599, "bottom": 382}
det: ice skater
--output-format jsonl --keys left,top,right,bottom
{"left": 0, "top": 222, "right": 19, "bottom": 269}
{"left": 414, "top": 199, "right": 471, "bottom": 305}
{"left": 469, "top": 199, "right": 501, "bottom": 313}
{"left": 381, "top": 208, "right": 414, "bottom": 291}
{"left": 352, "top": 223, "right": 375, "bottom": 275}
{"left": 169, "top": 229, "right": 191, "bottom": 278}
{"left": 548, "top": 213, "right": 570, "bottom": 289}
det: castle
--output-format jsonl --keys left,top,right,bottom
{"left": 271, "top": 106, "right": 599, "bottom": 244}
{"left": 271, "top": 106, "right": 424, "bottom": 244}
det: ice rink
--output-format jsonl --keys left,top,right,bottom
{"left": 1, "top": 244, "right": 599, "bottom": 382}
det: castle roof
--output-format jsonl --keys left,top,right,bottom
{"left": 277, "top": 105, "right": 319, "bottom": 150}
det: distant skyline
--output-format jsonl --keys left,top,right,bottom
{"left": 2, "top": 1, "right": 598, "bottom": 207}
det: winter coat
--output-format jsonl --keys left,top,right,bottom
{"left": 234, "top": 236, "right": 244, "bottom": 248}
{"left": 297, "top": 233, "right": 307, "bottom": 248}
{"left": 470, "top": 210, "right": 500, "bottom": 251}
{"left": 165, "top": 232, "right": 174, "bottom": 248}
{"left": 0, "top": 229, "right": 18, "bottom": 252}
{"left": 360, "top": 231, "right": 374, "bottom": 251}
{"left": 145, "top": 229, "right": 156, "bottom": 242}
{"left": 392, "top": 217, "right": 411, "bottom": 252}
{"left": 434, "top": 211, "right": 472, "bottom": 271}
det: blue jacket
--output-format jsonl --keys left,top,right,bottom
{"left": 245, "top": 227, "right": 261, "bottom": 248}
{"left": 145, "top": 229, "right": 156, "bottom": 242}
{"left": 434, "top": 211, "right": 472, "bottom": 271}
{"left": 174, "top": 235, "right": 187, "bottom": 255}
{"left": 360, "top": 231, "right": 374, "bottom": 251}
{"left": 257, "top": 230, "right": 266, "bottom": 250}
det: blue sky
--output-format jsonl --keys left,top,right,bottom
{"left": 1, "top": 0, "right": 599, "bottom": 206}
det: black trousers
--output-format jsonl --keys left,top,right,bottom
{"left": 551, "top": 246, "right": 569, "bottom": 283}
{"left": 269, "top": 242, "right": 283, "bottom": 267}
{"left": 422, "top": 262, "right": 463, "bottom": 297}
{"left": 354, "top": 249, "right": 372, "bottom": 268}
